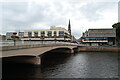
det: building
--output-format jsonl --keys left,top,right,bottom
{"left": 18, "top": 32, "right": 24, "bottom": 39}
{"left": 71, "top": 36, "right": 77, "bottom": 42}
{"left": 22, "top": 26, "right": 71, "bottom": 41}
{"left": 68, "top": 19, "right": 71, "bottom": 36}
{"left": 6, "top": 32, "right": 16, "bottom": 40}
{"left": 6, "top": 32, "right": 24, "bottom": 40}
{"left": 0, "top": 35, "right": 6, "bottom": 41}
{"left": 5, "top": 20, "right": 72, "bottom": 41}
{"left": 81, "top": 28, "right": 116, "bottom": 46}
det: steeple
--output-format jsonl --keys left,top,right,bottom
{"left": 68, "top": 19, "right": 71, "bottom": 36}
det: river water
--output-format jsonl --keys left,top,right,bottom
{"left": 2, "top": 52, "right": 119, "bottom": 79}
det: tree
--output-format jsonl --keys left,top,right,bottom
{"left": 112, "top": 22, "right": 120, "bottom": 45}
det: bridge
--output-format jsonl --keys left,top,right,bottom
{"left": 1, "top": 43, "right": 79, "bottom": 65}
{"left": 2, "top": 41, "right": 118, "bottom": 65}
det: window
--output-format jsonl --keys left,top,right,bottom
{"left": 54, "top": 31, "right": 57, "bottom": 37}
{"left": 18, "top": 32, "right": 24, "bottom": 38}
{"left": 54, "top": 31, "right": 56, "bottom": 34}
{"left": 59, "top": 31, "right": 64, "bottom": 38}
{"left": 41, "top": 31, "right": 45, "bottom": 34}
{"left": 41, "top": 31, "right": 45, "bottom": 38}
{"left": 28, "top": 32, "right": 32, "bottom": 38}
{"left": 84, "top": 37, "right": 107, "bottom": 41}
{"left": 34, "top": 32, "right": 38, "bottom": 38}
{"left": 47, "top": 31, "right": 52, "bottom": 38}
{"left": 6, "top": 33, "right": 10, "bottom": 36}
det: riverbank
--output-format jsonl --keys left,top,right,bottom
{"left": 78, "top": 46, "right": 120, "bottom": 52}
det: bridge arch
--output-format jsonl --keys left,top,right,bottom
{"left": 40, "top": 47, "right": 73, "bottom": 66}
{"left": 2, "top": 46, "right": 77, "bottom": 65}
{"left": 38, "top": 47, "right": 74, "bottom": 56}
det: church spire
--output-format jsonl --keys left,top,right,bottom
{"left": 68, "top": 19, "right": 71, "bottom": 36}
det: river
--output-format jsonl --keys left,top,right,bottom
{"left": 2, "top": 52, "right": 119, "bottom": 79}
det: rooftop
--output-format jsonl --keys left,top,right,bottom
{"left": 88, "top": 28, "right": 115, "bottom": 30}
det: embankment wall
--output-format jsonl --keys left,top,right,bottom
{"left": 78, "top": 46, "right": 120, "bottom": 52}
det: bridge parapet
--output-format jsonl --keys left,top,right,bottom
{"left": 1, "top": 44, "right": 77, "bottom": 51}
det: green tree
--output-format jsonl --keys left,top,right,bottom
{"left": 112, "top": 22, "right": 120, "bottom": 45}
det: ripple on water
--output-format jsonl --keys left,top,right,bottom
{"left": 2, "top": 52, "right": 119, "bottom": 78}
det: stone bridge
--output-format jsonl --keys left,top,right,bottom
{"left": 1, "top": 45, "right": 78, "bottom": 65}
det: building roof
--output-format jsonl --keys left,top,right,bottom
{"left": 88, "top": 28, "right": 116, "bottom": 30}
{"left": 25, "top": 26, "right": 68, "bottom": 32}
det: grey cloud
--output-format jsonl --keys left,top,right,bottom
{"left": 72, "top": 29, "right": 82, "bottom": 39}
{"left": 2, "top": 2, "right": 50, "bottom": 33}
{"left": 79, "top": 2, "right": 117, "bottom": 21}
{"left": 118, "top": 1, "right": 120, "bottom": 22}
{"left": 1, "top": 1, "right": 118, "bottom": 38}
{"left": 1, "top": 2, "right": 69, "bottom": 34}
{"left": 2, "top": 2, "right": 28, "bottom": 14}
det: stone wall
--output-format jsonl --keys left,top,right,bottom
{"left": 78, "top": 46, "right": 120, "bottom": 52}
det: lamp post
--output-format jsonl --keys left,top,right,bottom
{"left": 11, "top": 32, "right": 18, "bottom": 46}
{"left": 41, "top": 35, "right": 44, "bottom": 45}
{"left": 54, "top": 35, "right": 56, "bottom": 45}
{"left": 41, "top": 31, "right": 45, "bottom": 45}
{"left": 54, "top": 31, "right": 57, "bottom": 45}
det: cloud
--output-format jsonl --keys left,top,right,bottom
{"left": 118, "top": 1, "right": 120, "bottom": 22}
{"left": 0, "top": 0, "right": 118, "bottom": 39}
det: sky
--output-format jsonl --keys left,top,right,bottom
{"left": 0, "top": 0, "right": 119, "bottom": 39}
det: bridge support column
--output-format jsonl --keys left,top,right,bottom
{"left": 73, "top": 47, "right": 79, "bottom": 53}
{"left": 71, "top": 49, "right": 74, "bottom": 53}
{"left": 65, "top": 49, "right": 74, "bottom": 54}
{"left": 17, "top": 56, "right": 41, "bottom": 65}
{"left": 29, "top": 56, "right": 41, "bottom": 65}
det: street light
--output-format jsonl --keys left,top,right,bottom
{"left": 54, "top": 31, "right": 57, "bottom": 44}
{"left": 41, "top": 36, "right": 44, "bottom": 45}
{"left": 11, "top": 32, "right": 19, "bottom": 46}
{"left": 41, "top": 31, "right": 45, "bottom": 45}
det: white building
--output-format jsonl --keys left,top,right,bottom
{"left": 6, "top": 32, "right": 17, "bottom": 40}
{"left": 22, "top": 26, "right": 71, "bottom": 41}
{"left": 6, "top": 20, "right": 73, "bottom": 41}
{"left": 6, "top": 32, "right": 24, "bottom": 40}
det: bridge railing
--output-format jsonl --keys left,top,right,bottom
{"left": 0, "top": 41, "right": 79, "bottom": 51}
{"left": 1, "top": 41, "right": 79, "bottom": 47}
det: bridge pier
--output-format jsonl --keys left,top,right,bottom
{"left": 29, "top": 56, "right": 41, "bottom": 65}
{"left": 19, "top": 56, "right": 41, "bottom": 65}
{"left": 65, "top": 49, "right": 74, "bottom": 54}
{"left": 73, "top": 47, "right": 79, "bottom": 53}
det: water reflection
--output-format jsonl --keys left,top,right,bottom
{"left": 2, "top": 52, "right": 119, "bottom": 79}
